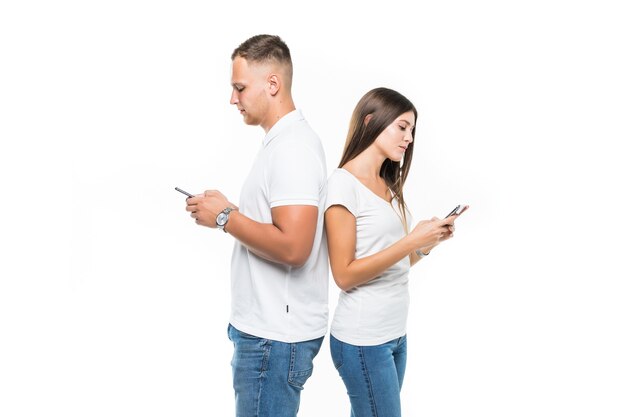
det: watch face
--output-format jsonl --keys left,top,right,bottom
{"left": 216, "top": 212, "right": 228, "bottom": 226}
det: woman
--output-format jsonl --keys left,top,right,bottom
{"left": 325, "top": 87, "right": 460, "bottom": 417}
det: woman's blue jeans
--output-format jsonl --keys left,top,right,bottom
{"left": 227, "top": 324, "right": 324, "bottom": 417}
{"left": 330, "top": 334, "right": 408, "bottom": 417}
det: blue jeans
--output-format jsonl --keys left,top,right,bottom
{"left": 227, "top": 324, "right": 324, "bottom": 417}
{"left": 330, "top": 334, "right": 408, "bottom": 417}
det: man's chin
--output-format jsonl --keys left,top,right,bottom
{"left": 242, "top": 116, "right": 258, "bottom": 126}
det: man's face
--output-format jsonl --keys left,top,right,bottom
{"left": 230, "top": 57, "right": 270, "bottom": 127}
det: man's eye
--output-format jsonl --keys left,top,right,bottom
{"left": 237, "top": 87, "right": 245, "bottom": 92}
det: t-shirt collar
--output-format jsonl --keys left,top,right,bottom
{"left": 262, "top": 109, "right": 304, "bottom": 147}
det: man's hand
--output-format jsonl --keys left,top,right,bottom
{"left": 185, "top": 190, "right": 236, "bottom": 228}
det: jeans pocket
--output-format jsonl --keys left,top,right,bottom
{"left": 288, "top": 368, "right": 313, "bottom": 390}
{"left": 330, "top": 336, "right": 343, "bottom": 370}
{"left": 287, "top": 339, "right": 322, "bottom": 389}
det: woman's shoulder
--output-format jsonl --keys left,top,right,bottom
{"left": 325, "top": 169, "right": 360, "bottom": 214}
{"left": 328, "top": 168, "right": 357, "bottom": 188}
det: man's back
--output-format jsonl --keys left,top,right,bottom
{"left": 230, "top": 109, "right": 328, "bottom": 343}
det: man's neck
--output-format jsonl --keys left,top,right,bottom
{"left": 261, "top": 97, "right": 296, "bottom": 133}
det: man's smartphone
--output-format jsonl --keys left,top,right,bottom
{"left": 175, "top": 187, "right": 194, "bottom": 198}
{"left": 445, "top": 204, "right": 469, "bottom": 218}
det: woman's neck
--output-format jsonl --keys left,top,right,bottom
{"left": 342, "top": 146, "right": 386, "bottom": 180}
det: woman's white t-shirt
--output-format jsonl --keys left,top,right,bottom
{"left": 325, "top": 168, "right": 411, "bottom": 346}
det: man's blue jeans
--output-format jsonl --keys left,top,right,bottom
{"left": 227, "top": 324, "right": 324, "bottom": 417}
{"left": 330, "top": 334, "right": 408, "bottom": 417}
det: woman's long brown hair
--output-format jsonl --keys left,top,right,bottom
{"left": 339, "top": 87, "right": 418, "bottom": 230}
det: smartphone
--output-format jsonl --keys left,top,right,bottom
{"left": 445, "top": 204, "right": 469, "bottom": 218}
{"left": 174, "top": 187, "right": 194, "bottom": 198}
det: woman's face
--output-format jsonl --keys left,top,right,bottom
{"left": 372, "top": 111, "right": 415, "bottom": 162}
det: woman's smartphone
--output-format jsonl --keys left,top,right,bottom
{"left": 175, "top": 187, "right": 194, "bottom": 198}
{"left": 445, "top": 204, "right": 469, "bottom": 218}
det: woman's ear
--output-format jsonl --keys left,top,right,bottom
{"left": 364, "top": 114, "right": 373, "bottom": 126}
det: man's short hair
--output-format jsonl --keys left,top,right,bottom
{"left": 232, "top": 35, "right": 293, "bottom": 84}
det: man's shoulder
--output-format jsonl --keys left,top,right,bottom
{"left": 269, "top": 123, "right": 324, "bottom": 157}
{"left": 278, "top": 118, "right": 321, "bottom": 143}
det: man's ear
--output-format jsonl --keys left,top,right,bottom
{"left": 268, "top": 74, "right": 280, "bottom": 96}
{"left": 364, "top": 114, "right": 373, "bottom": 126}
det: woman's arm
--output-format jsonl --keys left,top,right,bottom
{"left": 409, "top": 251, "right": 421, "bottom": 266}
{"left": 325, "top": 205, "right": 454, "bottom": 291}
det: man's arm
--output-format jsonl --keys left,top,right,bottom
{"left": 186, "top": 190, "right": 318, "bottom": 268}
{"left": 227, "top": 205, "right": 318, "bottom": 268}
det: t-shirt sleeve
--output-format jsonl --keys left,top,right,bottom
{"left": 266, "top": 141, "right": 325, "bottom": 208}
{"left": 325, "top": 171, "right": 358, "bottom": 217}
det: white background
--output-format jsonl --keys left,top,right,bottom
{"left": 2, "top": 0, "right": 625, "bottom": 416}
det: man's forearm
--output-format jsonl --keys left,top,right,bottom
{"left": 224, "top": 210, "right": 313, "bottom": 267}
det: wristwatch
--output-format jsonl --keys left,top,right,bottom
{"left": 216, "top": 207, "right": 234, "bottom": 233}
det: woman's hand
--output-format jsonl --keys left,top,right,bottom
{"left": 409, "top": 216, "right": 457, "bottom": 251}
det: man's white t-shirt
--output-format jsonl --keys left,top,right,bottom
{"left": 229, "top": 109, "right": 328, "bottom": 343}
{"left": 325, "top": 168, "right": 411, "bottom": 346}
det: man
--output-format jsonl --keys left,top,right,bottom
{"left": 185, "top": 35, "right": 328, "bottom": 416}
